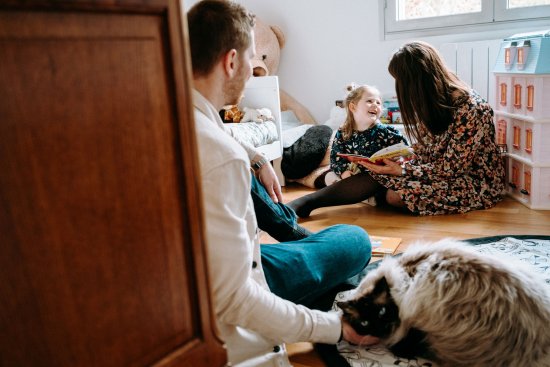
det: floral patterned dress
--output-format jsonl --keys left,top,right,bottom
{"left": 330, "top": 123, "right": 408, "bottom": 177}
{"left": 372, "top": 91, "right": 505, "bottom": 216}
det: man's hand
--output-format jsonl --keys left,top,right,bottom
{"left": 342, "top": 320, "right": 380, "bottom": 346}
{"left": 257, "top": 163, "right": 283, "bottom": 203}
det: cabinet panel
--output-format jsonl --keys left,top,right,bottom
{"left": 0, "top": 2, "right": 225, "bottom": 367}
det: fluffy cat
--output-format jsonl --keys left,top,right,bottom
{"left": 338, "top": 239, "right": 550, "bottom": 367}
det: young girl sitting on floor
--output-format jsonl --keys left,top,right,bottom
{"left": 325, "top": 84, "right": 408, "bottom": 185}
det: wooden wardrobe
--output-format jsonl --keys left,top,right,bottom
{"left": 0, "top": 1, "right": 226, "bottom": 366}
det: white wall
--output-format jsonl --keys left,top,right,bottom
{"left": 184, "top": 0, "right": 548, "bottom": 123}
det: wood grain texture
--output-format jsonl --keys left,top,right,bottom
{"left": 0, "top": 2, "right": 225, "bottom": 367}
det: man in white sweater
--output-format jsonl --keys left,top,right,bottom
{"left": 187, "top": 1, "right": 378, "bottom": 366}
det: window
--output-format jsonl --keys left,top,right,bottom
{"left": 522, "top": 170, "right": 531, "bottom": 195}
{"left": 525, "top": 128, "right": 532, "bottom": 153}
{"left": 513, "top": 125, "right": 521, "bottom": 149}
{"left": 500, "top": 83, "right": 507, "bottom": 106}
{"left": 511, "top": 164, "right": 519, "bottom": 189}
{"left": 504, "top": 46, "right": 516, "bottom": 69}
{"left": 514, "top": 84, "right": 522, "bottom": 108}
{"left": 384, "top": 0, "right": 550, "bottom": 35}
{"left": 516, "top": 41, "right": 531, "bottom": 70}
{"left": 497, "top": 120, "right": 507, "bottom": 145}
{"left": 527, "top": 85, "right": 534, "bottom": 111}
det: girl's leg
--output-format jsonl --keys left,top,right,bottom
{"left": 261, "top": 224, "right": 372, "bottom": 308}
{"left": 287, "top": 172, "right": 384, "bottom": 218}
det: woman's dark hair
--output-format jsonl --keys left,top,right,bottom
{"left": 187, "top": 0, "right": 255, "bottom": 77}
{"left": 388, "top": 41, "right": 470, "bottom": 143}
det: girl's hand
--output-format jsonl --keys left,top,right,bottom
{"left": 359, "top": 158, "right": 403, "bottom": 176}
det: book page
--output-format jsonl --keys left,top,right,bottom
{"left": 369, "top": 143, "right": 413, "bottom": 162}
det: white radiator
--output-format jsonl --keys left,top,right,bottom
{"left": 440, "top": 40, "right": 503, "bottom": 106}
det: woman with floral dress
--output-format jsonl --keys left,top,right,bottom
{"left": 288, "top": 41, "right": 505, "bottom": 217}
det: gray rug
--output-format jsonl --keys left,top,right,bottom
{"left": 464, "top": 235, "right": 550, "bottom": 284}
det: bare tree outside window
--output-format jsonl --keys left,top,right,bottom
{"left": 399, "top": 0, "right": 481, "bottom": 20}
{"left": 508, "top": 0, "right": 550, "bottom": 8}
{"left": 386, "top": 0, "right": 550, "bottom": 35}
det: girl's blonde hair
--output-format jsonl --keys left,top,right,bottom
{"left": 341, "top": 83, "right": 381, "bottom": 140}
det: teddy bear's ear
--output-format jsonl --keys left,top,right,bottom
{"left": 270, "top": 25, "right": 285, "bottom": 49}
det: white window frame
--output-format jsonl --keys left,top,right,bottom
{"left": 384, "top": 0, "right": 550, "bottom": 37}
{"left": 495, "top": 1, "right": 550, "bottom": 21}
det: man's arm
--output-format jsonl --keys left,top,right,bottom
{"left": 252, "top": 154, "right": 283, "bottom": 203}
{"left": 202, "top": 158, "right": 341, "bottom": 344}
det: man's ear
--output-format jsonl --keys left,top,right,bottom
{"left": 222, "top": 49, "right": 238, "bottom": 78}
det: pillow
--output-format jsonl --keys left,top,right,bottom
{"left": 282, "top": 124, "right": 312, "bottom": 148}
{"left": 281, "top": 125, "right": 333, "bottom": 179}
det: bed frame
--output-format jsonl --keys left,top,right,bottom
{"left": 240, "top": 76, "right": 285, "bottom": 185}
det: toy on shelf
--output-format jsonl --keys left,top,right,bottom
{"left": 220, "top": 105, "right": 244, "bottom": 123}
{"left": 493, "top": 29, "right": 550, "bottom": 210}
{"left": 380, "top": 93, "right": 401, "bottom": 124}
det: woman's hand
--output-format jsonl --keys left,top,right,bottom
{"left": 342, "top": 320, "right": 380, "bottom": 346}
{"left": 359, "top": 158, "right": 403, "bottom": 176}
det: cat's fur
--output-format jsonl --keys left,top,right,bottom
{"left": 338, "top": 239, "right": 550, "bottom": 367}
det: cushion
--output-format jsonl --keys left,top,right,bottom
{"left": 281, "top": 125, "right": 333, "bottom": 179}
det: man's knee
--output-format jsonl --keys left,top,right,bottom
{"left": 335, "top": 224, "right": 371, "bottom": 256}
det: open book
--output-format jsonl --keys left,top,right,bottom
{"left": 370, "top": 235, "right": 402, "bottom": 257}
{"left": 337, "top": 142, "right": 413, "bottom": 165}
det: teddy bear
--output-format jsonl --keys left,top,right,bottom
{"left": 252, "top": 18, "right": 316, "bottom": 124}
{"left": 241, "top": 107, "right": 274, "bottom": 123}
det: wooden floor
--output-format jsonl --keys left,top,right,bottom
{"left": 268, "top": 183, "right": 550, "bottom": 367}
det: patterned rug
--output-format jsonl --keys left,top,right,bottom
{"left": 330, "top": 235, "right": 550, "bottom": 367}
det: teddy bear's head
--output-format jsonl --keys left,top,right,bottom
{"left": 252, "top": 18, "right": 285, "bottom": 77}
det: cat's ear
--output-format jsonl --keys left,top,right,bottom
{"left": 337, "top": 300, "right": 359, "bottom": 317}
{"left": 336, "top": 301, "right": 350, "bottom": 311}
{"left": 372, "top": 276, "right": 390, "bottom": 296}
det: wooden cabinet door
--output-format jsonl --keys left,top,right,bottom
{"left": 0, "top": 1, "right": 226, "bottom": 366}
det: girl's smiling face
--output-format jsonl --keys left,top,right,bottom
{"left": 350, "top": 88, "right": 382, "bottom": 130}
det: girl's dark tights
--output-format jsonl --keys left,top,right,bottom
{"left": 287, "top": 172, "right": 384, "bottom": 218}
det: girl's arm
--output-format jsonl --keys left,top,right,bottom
{"left": 330, "top": 130, "right": 351, "bottom": 177}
